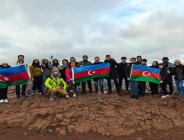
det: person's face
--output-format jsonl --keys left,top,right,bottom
{"left": 18, "top": 55, "right": 24, "bottom": 60}
{"left": 83, "top": 56, "right": 88, "bottom": 61}
{"left": 43, "top": 59, "right": 48, "bottom": 64}
{"left": 175, "top": 61, "right": 181, "bottom": 66}
{"left": 141, "top": 61, "right": 146, "bottom": 65}
{"left": 71, "top": 62, "right": 76, "bottom": 68}
{"left": 159, "top": 65, "right": 163, "bottom": 69}
{"left": 70, "top": 57, "right": 75, "bottom": 62}
{"left": 163, "top": 59, "right": 168, "bottom": 63}
{"left": 106, "top": 56, "right": 111, "bottom": 60}
{"left": 130, "top": 59, "right": 136, "bottom": 63}
{"left": 53, "top": 71, "right": 59, "bottom": 77}
{"left": 34, "top": 60, "right": 39, "bottom": 64}
{"left": 152, "top": 61, "right": 157, "bottom": 66}
{"left": 137, "top": 57, "right": 142, "bottom": 61}
{"left": 121, "top": 59, "right": 126, "bottom": 63}
{"left": 53, "top": 60, "right": 58, "bottom": 64}
{"left": 63, "top": 60, "right": 68, "bottom": 65}
{"left": 2, "top": 63, "right": 8, "bottom": 68}
{"left": 95, "top": 57, "right": 100, "bottom": 62}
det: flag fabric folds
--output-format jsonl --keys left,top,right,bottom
{"left": 130, "top": 65, "right": 161, "bottom": 84}
{"left": 0, "top": 65, "right": 29, "bottom": 88}
{"left": 73, "top": 63, "right": 110, "bottom": 83}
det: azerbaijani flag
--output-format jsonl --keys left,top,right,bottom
{"left": 0, "top": 65, "right": 29, "bottom": 88}
{"left": 73, "top": 63, "right": 110, "bottom": 83}
{"left": 130, "top": 65, "right": 161, "bottom": 84}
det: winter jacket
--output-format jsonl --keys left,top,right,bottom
{"left": 162, "top": 62, "right": 174, "bottom": 81}
{"left": 79, "top": 60, "right": 92, "bottom": 66}
{"left": 118, "top": 62, "right": 128, "bottom": 78}
{"left": 173, "top": 64, "right": 184, "bottom": 80}
{"left": 42, "top": 63, "right": 51, "bottom": 77}
{"left": 29, "top": 65, "right": 42, "bottom": 78}
{"left": 45, "top": 77, "right": 67, "bottom": 90}
{"left": 65, "top": 67, "right": 74, "bottom": 83}
{"left": 104, "top": 59, "right": 119, "bottom": 78}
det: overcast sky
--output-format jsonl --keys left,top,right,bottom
{"left": 0, "top": 0, "right": 184, "bottom": 65}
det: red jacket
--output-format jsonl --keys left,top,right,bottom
{"left": 66, "top": 67, "right": 72, "bottom": 83}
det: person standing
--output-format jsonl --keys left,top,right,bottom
{"left": 104, "top": 55, "right": 121, "bottom": 95}
{"left": 173, "top": 60, "right": 184, "bottom": 96}
{"left": 41, "top": 59, "right": 52, "bottom": 92}
{"left": 138, "top": 59, "right": 147, "bottom": 97}
{"left": 118, "top": 57, "right": 129, "bottom": 92}
{"left": 29, "top": 59, "right": 43, "bottom": 94}
{"left": 79, "top": 55, "right": 93, "bottom": 93}
{"left": 60, "top": 59, "right": 69, "bottom": 81}
{"left": 65, "top": 61, "right": 77, "bottom": 98}
{"left": 149, "top": 61, "right": 159, "bottom": 96}
{"left": 128, "top": 57, "right": 139, "bottom": 99}
{"left": 0, "top": 63, "right": 11, "bottom": 103}
{"left": 16, "top": 55, "right": 27, "bottom": 99}
{"left": 162, "top": 57, "right": 174, "bottom": 95}
{"left": 93, "top": 56, "right": 104, "bottom": 94}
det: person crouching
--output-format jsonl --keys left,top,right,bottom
{"left": 45, "top": 70, "right": 67, "bottom": 101}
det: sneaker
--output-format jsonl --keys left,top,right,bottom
{"left": 73, "top": 94, "right": 76, "bottom": 97}
{"left": 50, "top": 98, "right": 55, "bottom": 101}
{"left": 0, "top": 100, "right": 4, "bottom": 103}
{"left": 66, "top": 94, "right": 69, "bottom": 98}
{"left": 4, "top": 99, "right": 8, "bottom": 103}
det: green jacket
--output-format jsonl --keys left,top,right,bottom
{"left": 45, "top": 77, "right": 67, "bottom": 90}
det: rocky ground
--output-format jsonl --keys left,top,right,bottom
{"left": 0, "top": 92, "right": 184, "bottom": 140}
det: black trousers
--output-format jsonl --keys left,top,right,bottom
{"left": 16, "top": 84, "right": 27, "bottom": 96}
{"left": 138, "top": 81, "right": 146, "bottom": 96}
{"left": 149, "top": 83, "right": 158, "bottom": 95}
{"left": 161, "top": 80, "right": 174, "bottom": 95}
{"left": 82, "top": 80, "right": 92, "bottom": 92}
{"left": 33, "top": 75, "right": 43, "bottom": 92}
{"left": 0, "top": 88, "right": 8, "bottom": 100}
{"left": 119, "top": 76, "right": 129, "bottom": 90}
{"left": 107, "top": 77, "right": 119, "bottom": 92}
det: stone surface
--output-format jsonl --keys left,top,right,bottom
{"left": 0, "top": 94, "right": 184, "bottom": 137}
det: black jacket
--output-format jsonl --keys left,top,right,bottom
{"left": 104, "top": 59, "right": 119, "bottom": 78}
{"left": 162, "top": 62, "right": 174, "bottom": 81}
{"left": 118, "top": 62, "right": 128, "bottom": 78}
{"left": 173, "top": 64, "right": 184, "bottom": 80}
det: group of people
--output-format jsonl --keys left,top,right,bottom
{"left": 0, "top": 54, "right": 184, "bottom": 102}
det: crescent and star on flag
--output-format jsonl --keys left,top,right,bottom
{"left": 0, "top": 75, "right": 9, "bottom": 82}
{"left": 142, "top": 71, "right": 151, "bottom": 77}
{"left": 88, "top": 70, "right": 96, "bottom": 76}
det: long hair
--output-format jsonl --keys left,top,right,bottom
{"left": 32, "top": 59, "right": 40, "bottom": 67}
{"left": 52, "top": 59, "right": 59, "bottom": 66}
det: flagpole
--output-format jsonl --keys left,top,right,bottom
{"left": 130, "top": 64, "right": 134, "bottom": 80}
{"left": 71, "top": 68, "right": 75, "bottom": 84}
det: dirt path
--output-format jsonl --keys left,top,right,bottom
{"left": 0, "top": 93, "right": 184, "bottom": 139}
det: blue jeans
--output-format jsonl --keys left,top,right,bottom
{"left": 130, "top": 81, "right": 138, "bottom": 96}
{"left": 94, "top": 78, "right": 104, "bottom": 92}
{"left": 175, "top": 80, "right": 184, "bottom": 96}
